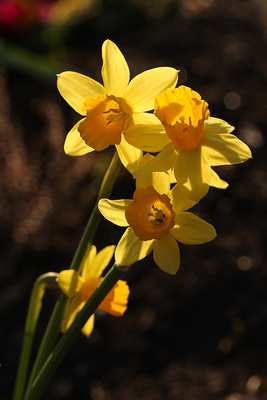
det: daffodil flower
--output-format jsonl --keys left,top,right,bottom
{"left": 130, "top": 86, "right": 252, "bottom": 201}
{"left": 57, "top": 40, "right": 178, "bottom": 173}
{"left": 57, "top": 245, "right": 130, "bottom": 336}
{"left": 98, "top": 154, "right": 216, "bottom": 275}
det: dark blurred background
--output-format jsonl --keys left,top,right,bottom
{"left": 1, "top": 0, "right": 267, "bottom": 399}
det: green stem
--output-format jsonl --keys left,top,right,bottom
{"left": 71, "top": 150, "right": 121, "bottom": 274}
{"left": 12, "top": 273, "right": 58, "bottom": 400}
{"left": 23, "top": 264, "right": 128, "bottom": 400}
{"left": 23, "top": 150, "right": 121, "bottom": 395}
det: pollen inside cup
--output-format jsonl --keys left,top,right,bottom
{"left": 79, "top": 94, "right": 132, "bottom": 151}
{"left": 125, "top": 186, "right": 175, "bottom": 241}
{"left": 154, "top": 86, "right": 210, "bottom": 150}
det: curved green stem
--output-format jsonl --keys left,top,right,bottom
{"left": 23, "top": 150, "right": 121, "bottom": 396}
{"left": 12, "top": 273, "right": 58, "bottom": 400}
{"left": 23, "top": 264, "right": 129, "bottom": 400}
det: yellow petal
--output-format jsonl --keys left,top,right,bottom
{"left": 98, "top": 199, "right": 132, "bottom": 226}
{"left": 168, "top": 168, "right": 177, "bottom": 184}
{"left": 101, "top": 40, "right": 130, "bottom": 96}
{"left": 136, "top": 153, "right": 170, "bottom": 194}
{"left": 210, "top": 168, "right": 229, "bottom": 189}
{"left": 57, "top": 71, "right": 105, "bottom": 115}
{"left": 133, "top": 142, "right": 177, "bottom": 178}
{"left": 204, "top": 116, "right": 235, "bottom": 134}
{"left": 116, "top": 134, "right": 143, "bottom": 174}
{"left": 64, "top": 119, "right": 95, "bottom": 156}
{"left": 202, "top": 121, "right": 252, "bottom": 166}
{"left": 82, "top": 245, "right": 115, "bottom": 280}
{"left": 174, "top": 148, "right": 211, "bottom": 202}
{"left": 89, "top": 245, "right": 115, "bottom": 278}
{"left": 125, "top": 67, "right": 179, "bottom": 112}
{"left": 82, "top": 314, "right": 95, "bottom": 336}
{"left": 171, "top": 212, "right": 216, "bottom": 244}
{"left": 115, "top": 227, "right": 154, "bottom": 266}
{"left": 85, "top": 245, "right": 97, "bottom": 269}
{"left": 168, "top": 183, "right": 196, "bottom": 212}
{"left": 153, "top": 234, "right": 180, "bottom": 275}
{"left": 61, "top": 298, "right": 95, "bottom": 336}
{"left": 130, "top": 112, "right": 161, "bottom": 125}
{"left": 57, "top": 270, "right": 84, "bottom": 298}
{"left": 61, "top": 297, "right": 84, "bottom": 333}
{"left": 124, "top": 113, "right": 170, "bottom": 152}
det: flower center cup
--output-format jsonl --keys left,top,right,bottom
{"left": 80, "top": 277, "right": 129, "bottom": 316}
{"left": 78, "top": 94, "right": 132, "bottom": 151}
{"left": 125, "top": 186, "right": 175, "bottom": 241}
{"left": 154, "top": 86, "right": 210, "bottom": 151}
{"left": 80, "top": 277, "right": 100, "bottom": 302}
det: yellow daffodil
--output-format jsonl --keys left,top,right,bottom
{"left": 57, "top": 40, "right": 178, "bottom": 173}
{"left": 130, "top": 86, "right": 252, "bottom": 201}
{"left": 98, "top": 154, "right": 216, "bottom": 275}
{"left": 57, "top": 245, "right": 130, "bottom": 336}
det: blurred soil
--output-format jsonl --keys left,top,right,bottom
{"left": 1, "top": 0, "right": 267, "bottom": 399}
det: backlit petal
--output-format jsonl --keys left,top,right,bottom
{"left": 82, "top": 314, "right": 95, "bottom": 336}
{"left": 171, "top": 212, "right": 216, "bottom": 244}
{"left": 130, "top": 112, "right": 161, "bottom": 125}
{"left": 124, "top": 113, "right": 170, "bottom": 152}
{"left": 133, "top": 142, "right": 177, "bottom": 178}
{"left": 82, "top": 245, "right": 115, "bottom": 279}
{"left": 115, "top": 227, "right": 154, "bottom": 266}
{"left": 136, "top": 153, "right": 170, "bottom": 194}
{"left": 64, "top": 119, "right": 95, "bottom": 156}
{"left": 204, "top": 117, "right": 235, "bottom": 135}
{"left": 98, "top": 199, "right": 132, "bottom": 226}
{"left": 116, "top": 134, "right": 143, "bottom": 174}
{"left": 85, "top": 245, "right": 97, "bottom": 272}
{"left": 169, "top": 183, "right": 196, "bottom": 212}
{"left": 57, "top": 270, "right": 84, "bottom": 298}
{"left": 174, "top": 149, "right": 211, "bottom": 201}
{"left": 101, "top": 40, "right": 130, "bottom": 96}
{"left": 57, "top": 71, "right": 105, "bottom": 114}
{"left": 202, "top": 131, "right": 252, "bottom": 166}
{"left": 153, "top": 235, "right": 180, "bottom": 275}
{"left": 168, "top": 168, "right": 177, "bottom": 184}
{"left": 61, "top": 298, "right": 84, "bottom": 332}
{"left": 125, "top": 67, "right": 179, "bottom": 112}
{"left": 210, "top": 168, "right": 229, "bottom": 189}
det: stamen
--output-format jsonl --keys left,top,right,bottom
{"left": 178, "top": 115, "right": 192, "bottom": 127}
{"left": 103, "top": 108, "right": 120, "bottom": 114}
{"left": 103, "top": 107, "right": 121, "bottom": 125}
{"left": 148, "top": 204, "right": 166, "bottom": 225}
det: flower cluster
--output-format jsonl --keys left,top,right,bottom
{"left": 57, "top": 39, "right": 251, "bottom": 333}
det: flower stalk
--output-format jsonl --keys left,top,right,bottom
{"left": 21, "top": 150, "right": 121, "bottom": 399}
{"left": 23, "top": 264, "right": 129, "bottom": 400}
{"left": 13, "top": 273, "right": 59, "bottom": 400}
